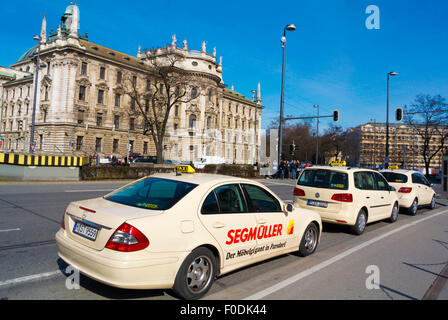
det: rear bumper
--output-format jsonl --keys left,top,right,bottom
{"left": 396, "top": 193, "right": 415, "bottom": 209}
{"left": 55, "top": 229, "right": 188, "bottom": 290}
{"left": 294, "top": 197, "right": 356, "bottom": 226}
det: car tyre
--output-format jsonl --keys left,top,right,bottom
{"left": 172, "top": 247, "right": 217, "bottom": 300}
{"left": 351, "top": 209, "right": 367, "bottom": 235}
{"left": 408, "top": 198, "right": 418, "bottom": 216}
{"left": 387, "top": 202, "right": 399, "bottom": 223}
{"left": 298, "top": 223, "right": 319, "bottom": 257}
{"left": 429, "top": 196, "right": 436, "bottom": 210}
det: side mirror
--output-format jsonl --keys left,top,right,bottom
{"left": 284, "top": 203, "right": 294, "bottom": 213}
{"left": 430, "top": 183, "right": 434, "bottom": 188}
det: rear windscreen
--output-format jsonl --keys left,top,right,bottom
{"left": 381, "top": 172, "right": 408, "bottom": 183}
{"left": 298, "top": 169, "right": 349, "bottom": 190}
{"left": 105, "top": 177, "right": 198, "bottom": 210}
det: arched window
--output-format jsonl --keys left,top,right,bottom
{"left": 191, "top": 87, "right": 198, "bottom": 99}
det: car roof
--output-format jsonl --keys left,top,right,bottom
{"left": 303, "top": 166, "right": 377, "bottom": 173}
{"left": 380, "top": 169, "right": 419, "bottom": 175}
{"left": 149, "top": 172, "right": 255, "bottom": 186}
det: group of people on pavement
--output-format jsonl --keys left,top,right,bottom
{"left": 273, "top": 160, "right": 311, "bottom": 180}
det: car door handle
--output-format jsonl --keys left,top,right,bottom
{"left": 257, "top": 219, "right": 268, "bottom": 225}
{"left": 381, "top": 197, "right": 384, "bottom": 199}
{"left": 213, "top": 222, "right": 226, "bottom": 229}
{"left": 366, "top": 197, "right": 370, "bottom": 199}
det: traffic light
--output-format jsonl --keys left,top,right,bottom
{"left": 333, "top": 110, "right": 339, "bottom": 123}
{"left": 290, "top": 144, "right": 296, "bottom": 155}
{"left": 18, "top": 120, "right": 23, "bottom": 132}
{"left": 396, "top": 107, "right": 403, "bottom": 122}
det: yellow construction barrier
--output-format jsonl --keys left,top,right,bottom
{"left": 0, "top": 153, "right": 89, "bottom": 167}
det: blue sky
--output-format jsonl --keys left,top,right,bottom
{"left": 1, "top": 0, "right": 447, "bottom": 131}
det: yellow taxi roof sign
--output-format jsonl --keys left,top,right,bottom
{"left": 388, "top": 165, "right": 399, "bottom": 170}
{"left": 330, "top": 161, "right": 346, "bottom": 167}
{"left": 175, "top": 165, "right": 196, "bottom": 174}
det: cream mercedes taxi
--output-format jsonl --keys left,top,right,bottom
{"left": 56, "top": 166, "right": 322, "bottom": 300}
{"left": 380, "top": 168, "right": 436, "bottom": 215}
{"left": 293, "top": 165, "right": 399, "bottom": 235}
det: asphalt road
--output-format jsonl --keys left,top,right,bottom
{"left": 0, "top": 179, "right": 447, "bottom": 300}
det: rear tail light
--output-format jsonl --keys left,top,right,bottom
{"left": 106, "top": 223, "right": 149, "bottom": 252}
{"left": 61, "top": 214, "right": 66, "bottom": 230}
{"left": 331, "top": 193, "right": 353, "bottom": 202}
{"left": 294, "top": 188, "right": 305, "bottom": 197}
{"left": 398, "top": 187, "right": 412, "bottom": 194}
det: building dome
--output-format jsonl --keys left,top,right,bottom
{"left": 17, "top": 45, "right": 38, "bottom": 63}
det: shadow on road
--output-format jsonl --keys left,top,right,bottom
{"left": 56, "top": 258, "right": 172, "bottom": 300}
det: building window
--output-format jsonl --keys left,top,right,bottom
{"left": 115, "top": 93, "right": 121, "bottom": 107}
{"left": 143, "top": 142, "right": 148, "bottom": 155}
{"left": 114, "top": 115, "right": 120, "bottom": 129}
{"left": 130, "top": 98, "right": 135, "bottom": 110}
{"left": 81, "top": 62, "right": 87, "bottom": 75}
{"left": 117, "top": 71, "right": 122, "bottom": 84}
{"left": 146, "top": 79, "right": 151, "bottom": 91}
{"left": 39, "top": 134, "right": 43, "bottom": 150}
{"left": 129, "top": 118, "right": 135, "bottom": 131}
{"left": 100, "top": 67, "right": 106, "bottom": 80}
{"left": 96, "top": 114, "right": 103, "bottom": 127}
{"left": 189, "top": 114, "right": 197, "bottom": 130}
{"left": 95, "top": 138, "right": 102, "bottom": 152}
{"left": 191, "top": 87, "right": 198, "bottom": 99}
{"left": 129, "top": 140, "right": 134, "bottom": 153}
{"left": 97, "top": 89, "right": 104, "bottom": 104}
{"left": 77, "top": 110, "right": 85, "bottom": 124}
{"left": 206, "top": 117, "right": 211, "bottom": 129}
{"left": 76, "top": 136, "right": 83, "bottom": 151}
{"left": 79, "top": 86, "right": 86, "bottom": 101}
{"left": 132, "top": 76, "right": 137, "bottom": 87}
{"left": 145, "top": 99, "right": 150, "bottom": 113}
{"left": 113, "top": 139, "right": 119, "bottom": 153}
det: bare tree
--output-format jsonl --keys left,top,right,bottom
{"left": 405, "top": 94, "right": 448, "bottom": 177}
{"left": 124, "top": 52, "right": 196, "bottom": 164}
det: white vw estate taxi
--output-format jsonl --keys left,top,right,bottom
{"left": 380, "top": 169, "right": 436, "bottom": 215}
{"left": 293, "top": 166, "right": 399, "bottom": 235}
{"left": 56, "top": 166, "right": 322, "bottom": 299}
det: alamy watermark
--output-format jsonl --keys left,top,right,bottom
{"left": 365, "top": 5, "right": 380, "bottom": 30}
{"left": 365, "top": 265, "right": 381, "bottom": 290}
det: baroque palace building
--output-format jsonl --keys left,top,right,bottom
{"left": 359, "top": 122, "right": 448, "bottom": 170}
{"left": 0, "top": 3, "right": 263, "bottom": 164}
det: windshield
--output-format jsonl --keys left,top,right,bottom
{"left": 381, "top": 172, "right": 408, "bottom": 183}
{"left": 105, "top": 177, "right": 198, "bottom": 210}
{"left": 298, "top": 169, "right": 349, "bottom": 190}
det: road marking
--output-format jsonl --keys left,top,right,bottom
{"left": 244, "top": 208, "right": 448, "bottom": 300}
{"left": 0, "top": 228, "right": 21, "bottom": 233}
{"left": 0, "top": 270, "right": 61, "bottom": 288}
{"left": 65, "top": 189, "right": 114, "bottom": 193}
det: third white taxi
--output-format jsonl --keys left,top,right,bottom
{"left": 56, "top": 166, "right": 322, "bottom": 299}
{"left": 380, "top": 169, "right": 436, "bottom": 215}
{"left": 294, "top": 166, "right": 399, "bottom": 235}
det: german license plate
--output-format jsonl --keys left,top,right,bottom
{"left": 307, "top": 200, "right": 328, "bottom": 208}
{"left": 73, "top": 222, "right": 98, "bottom": 241}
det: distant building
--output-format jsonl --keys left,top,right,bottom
{"left": 359, "top": 122, "right": 447, "bottom": 170}
{"left": 0, "top": 3, "right": 263, "bottom": 164}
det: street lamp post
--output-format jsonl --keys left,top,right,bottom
{"left": 314, "top": 104, "right": 319, "bottom": 165}
{"left": 251, "top": 90, "right": 258, "bottom": 165}
{"left": 29, "top": 35, "right": 42, "bottom": 154}
{"left": 278, "top": 24, "right": 296, "bottom": 165}
{"left": 385, "top": 71, "right": 397, "bottom": 168}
